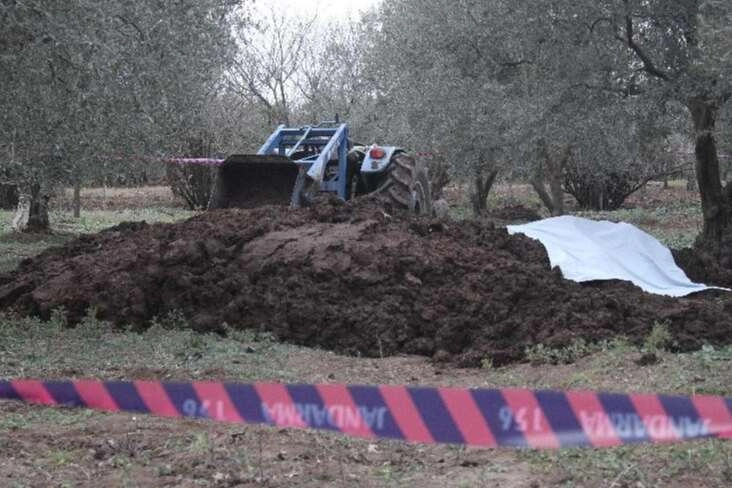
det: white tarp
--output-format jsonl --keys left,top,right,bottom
{"left": 507, "top": 215, "right": 726, "bottom": 297}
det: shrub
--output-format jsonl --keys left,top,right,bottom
{"left": 167, "top": 163, "right": 215, "bottom": 210}
{"left": 643, "top": 322, "right": 674, "bottom": 352}
{"left": 564, "top": 165, "right": 644, "bottom": 211}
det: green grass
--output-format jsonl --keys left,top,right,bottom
{"left": 575, "top": 204, "right": 702, "bottom": 249}
{"left": 514, "top": 336, "right": 732, "bottom": 487}
{"left": 520, "top": 440, "right": 732, "bottom": 488}
{"left": 50, "top": 207, "right": 194, "bottom": 232}
{"left": 0, "top": 207, "right": 193, "bottom": 235}
{"left": 0, "top": 313, "right": 301, "bottom": 387}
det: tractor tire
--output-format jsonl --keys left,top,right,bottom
{"left": 386, "top": 153, "right": 433, "bottom": 215}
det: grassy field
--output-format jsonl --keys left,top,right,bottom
{"left": 0, "top": 184, "right": 730, "bottom": 487}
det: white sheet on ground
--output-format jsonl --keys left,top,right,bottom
{"left": 507, "top": 215, "right": 727, "bottom": 297}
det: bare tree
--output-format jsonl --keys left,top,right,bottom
{"left": 296, "top": 21, "right": 373, "bottom": 126}
{"left": 228, "top": 12, "right": 315, "bottom": 127}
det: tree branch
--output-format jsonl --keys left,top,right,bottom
{"left": 574, "top": 82, "right": 643, "bottom": 97}
{"left": 589, "top": 17, "right": 613, "bottom": 32}
{"left": 620, "top": 0, "right": 670, "bottom": 81}
{"left": 621, "top": 163, "right": 690, "bottom": 201}
{"left": 116, "top": 15, "right": 145, "bottom": 40}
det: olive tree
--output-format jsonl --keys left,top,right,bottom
{"left": 364, "top": 0, "right": 544, "bottom": 215}
{"left": 563, "top": 0, "right": 732, "bottom": 256}
{"left": 360, "top": 0, "right": 730, "bottom": 221}
{"left": 0, "top": 0, "right": 243, "bottom": 230}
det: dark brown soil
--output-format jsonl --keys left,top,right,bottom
{"left": 1, "top": 196, "right": 730, "bottom": 366}
{"left": 486, "top": 204, "right": 542, "bottom": 223}
{"left": 673, "top": 247, "right": 732, "bottom": 289}
{"left": 0, "top": 402, "right": 534, "bottom": 488}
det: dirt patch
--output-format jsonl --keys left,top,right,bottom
{"left": 1, "top": 195, "right": 730, "bottom": 366}
{"left": 55, "top": 186, "right": 181, "bottom": 211}
{"left": 673, "top": 246, "right": 732, "bottom": 289}
{"left": 625, "top": 181, "right": 701, "bottom": 209}
{"left": 0, "top": 403, "right": 536, "bottom": 488}
{"left": 486, "top": 204, "right": 542, "bottom": 223}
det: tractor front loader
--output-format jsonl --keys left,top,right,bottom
{"left": 208, "top": 121, "right": 433, "bottom": 214}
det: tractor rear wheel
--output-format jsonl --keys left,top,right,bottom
{"left": 386, "top": 153, "right": 433, "bottom": 215}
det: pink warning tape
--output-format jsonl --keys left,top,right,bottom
{"left": 161, "top": 157, "right": 224, "bottom": 166}
{"left": 1, "top": 380, "right": 730, "bottom": 449}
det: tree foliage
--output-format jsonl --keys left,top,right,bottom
{"left": 568, "top": 0, "right": 732, "bottom": 251}
{"left": 0, "top": 0, "right": 242, "bottom": 229}
{"left": 2, "top": 0, "right": 732, "bottom": 261}
{"left": 362, "top": 0, "right": 532, "bottom": 213}
{"left": 357, "top": 0, "right": 686, "bottom": 213}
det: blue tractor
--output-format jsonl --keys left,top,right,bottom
{"left": 208, "top": 121, "right": 433, "bottom": 214}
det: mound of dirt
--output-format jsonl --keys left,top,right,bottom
{"left": 1, "top": 195, "right": 730, "bottom": 366}
{"left": 673, "top": 247, "right": 732, "bottom": 289}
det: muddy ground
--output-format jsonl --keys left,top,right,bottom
{"left": 1, "top": 195, "right": 730, "bottom": 366}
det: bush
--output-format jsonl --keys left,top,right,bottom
{"left": 564, "top": 165, "right": 644, "bottom": 211}
{"left": 167, "top": 134, "right": 219, "bottom": 210}
{"left": 166, "top": 164, "right": 215, "bottom": 210}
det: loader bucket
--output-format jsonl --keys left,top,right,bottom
{"left": 208, "top": 154, "right": 300, "bottom": 209}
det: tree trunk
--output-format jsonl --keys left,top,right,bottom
{"left": 531, "top": 144, "right": 568, "bottom": 216}
{"left": 470, "top": 169, "right": 498, "bottom": 216}
{"left": 24, "top": 182, "right": 50, "bottom": 233}
{"left": 73, "top": 179, "right": 81, "bottom": 218}
{"left": 686, "top": 163, "right": 698, "bottom": 192}
{"left": 0, "top": 183, "right": 19, "bottom": 210}
{"left": 548, "top": 152, "right": 566, "bottom": 216}
{"left": 531, "top": 177, "right": 556, "bottom": 215}
{"left": 428, "top": 157, "right": 451, "bottom": 199}
{"left": 687, "top": 98, "right": 730, "bottom": 248}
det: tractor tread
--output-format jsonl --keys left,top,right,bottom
{"left": 388, "top": 186, "right": 410, "bottom": 206}
{"left": 385, "top": 153, "right": 433, "bottom": 215}
{"left": 390, "top": 168, "right": 412, "bottom": 188}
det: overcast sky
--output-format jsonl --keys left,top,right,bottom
{"left": 252, "top": 0, "right": 381, "bottom": 20}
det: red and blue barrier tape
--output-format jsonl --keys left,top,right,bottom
{"left": 1, "top": 380, "right": 730, "bottom": 449}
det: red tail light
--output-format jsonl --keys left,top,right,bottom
{"left": 369, "top": 146, "right": 386, "bottom": 159}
